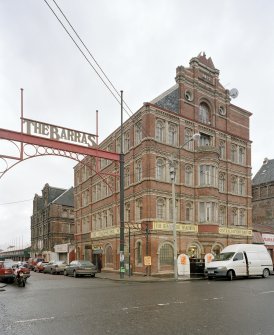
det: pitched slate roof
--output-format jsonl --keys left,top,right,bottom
{"left": 252, "top": 158, "right": 274, "bottom": 185}
{"left": 47, "top": 184, "right": 67, "bottom": 203}
{"left": 150, "top": 84, "right": 179, "bottom": 114}
{"left": 52, "top": 186, "right": 74, "bottom": 207}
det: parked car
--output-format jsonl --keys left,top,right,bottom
{"left": 12, "top": 262, "right": 31, "bottom": 280}
{"left": 43, "top": 261, "right": 56, "bottom": 274}
{"left": 43, "top": 261, "right": 66, "bottom": 274}
{"left": 0, "top": 261, "right": 15, "bottom": 283}
{"left": 34, "top": 261, "right": 48, "bottom": 273}
{"left": 64, "top": 260, "right": 97, "bottom": 278}
{"left": 28, "top": 257, "right": 45, "bottom": 270}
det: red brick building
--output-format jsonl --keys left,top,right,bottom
{"left": 74, "top": 53, "right": 252, "bottom": 276}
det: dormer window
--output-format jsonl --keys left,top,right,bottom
{"left": 198, "top": 102, "right": 210, "bottom": 124}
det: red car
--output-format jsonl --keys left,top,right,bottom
{"left": 12, "top": 262, "right": 31, "bottom": 280}
{"left": 34, "top": 261, "right": 48, "bottom": 273}
{"left": 0, "top": 261, "right": 15, "bottom": 283}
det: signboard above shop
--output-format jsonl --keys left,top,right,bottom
{"left": 262, "top": 233, "right": 274, "bottom": 246}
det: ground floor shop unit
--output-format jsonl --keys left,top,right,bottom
{"left": 75, "top": 223, "right": 253, "bottom": 276}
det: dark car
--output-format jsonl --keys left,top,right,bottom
{"left": 63, "top": 260, "right": 97, "bottom": 278}
{"left": 0, "top": 261, "right": 15, "bottom": 283}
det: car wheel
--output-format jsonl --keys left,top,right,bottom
{"left": 64, "top": 270, "right": 68, "bottom": 276}
{"left": 51, "top": 268, "right": 55, "bottom": 275}
{"left": 262, "top": 268, "right": 270, "bottom": 278}
{"left": 227, "top": 270, "right": 234, "bottom": 281}
{"left": 73, "top": 270, "right": 77, "bottom": 278}
{"left": 90, "top": 274, "right": 95, "bottom": 278}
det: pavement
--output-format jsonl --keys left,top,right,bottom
{"left": 95, "top": 271, "right": 204, "bottom": 282}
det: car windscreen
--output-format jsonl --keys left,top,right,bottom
{"left": 213, "top": 252, "right": 235, "bottom": 261}
{"left": 80, "top": 261, "right": 93, "bottom": 266}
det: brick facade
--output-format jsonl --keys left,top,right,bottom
{"left": 74, "top": 53, "right": 252, "bottom": 276}
{"left": 31, "top": 183, "right": 74, "bottom": 260}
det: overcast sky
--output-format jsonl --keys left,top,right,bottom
{"left": 0, "top": 0, "right": 273, "bottom": 250}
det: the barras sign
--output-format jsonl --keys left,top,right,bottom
{"left": 22, "top": 118, "right": 97, "bottom": 147}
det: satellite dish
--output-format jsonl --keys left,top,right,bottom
{"left": 229, "top": 88, "right": 239, "bottom": 99}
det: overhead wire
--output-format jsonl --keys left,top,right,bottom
{"left": 44, "top": 1, "right": 229, "bottom": 189}
{"left": 43, "top": 0, "right": 123, "bottom": 112}
{"left": 43, "top": 0, "right": 161, "bottom": 145}
{"left": 51, "top": 0, "right": 135, "bottom": 117}
{"left": 43, "top": 0, "right": 134, "bottom": 119}
{"left": 0, "top": 199, "right": 33, "bottom": 206}
{"left": 42, "top": 0, "right": 167, "bottom": 183}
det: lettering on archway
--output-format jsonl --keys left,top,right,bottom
{"left": 0, "top": 118, "right": 120, "bottom": 180}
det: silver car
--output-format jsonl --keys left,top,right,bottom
{"left": 63, "top": 260, "right": 97, "bottom": 278}
{"left": 43, "top": 261, "right": 66, "bottom": 275}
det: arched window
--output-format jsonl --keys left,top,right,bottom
{"left": 239, "top": 147, "right": 245, "bottom": 165}
{"left": 185, "top": 165, "right": 193, "bottom": 186}
{"left": 136, "top": 199, "right": 143, "bottom": 221}
{"left": 239, "top": 209, "right": 246, "bottom": 226}
{"left": 198, "top": 102, "right": 210, "bottom": 124}
{"left": 135, "top": 159, "right": 142, "bottom": 182}
{"left": 184, "top": 128, "right": 194, "bottom": 150}
{"left": 232, "top": 208, "right": 238, "bottom": 225}
{"left": 135, "top": 241, "right": 142, "bottom": 266}
{"left": 105, "top": 245, "right": 113, "bottom": 267}
{"left": 187, "top": 243, "right": 201, "bottom": 258}
{"left": 125, "top": 167, "right": 130, "bottom": 187}
{"left": 239, "top": 178, "right": 245, "bottom": 195}
{"left": 124, "top": 131, "right": 130, "bottom": 152}
{"left": 159, "top": 243, "right": 173, "bottom": 266}
{"left": 156, "top": 158, "right": 165, "bottom": 180}
{"left": 157, "top": 198, "right": 166, "bottom": 219}
{"left": 231, "top": 144, "right": 237, "bottom": 162}
{"left": 219, "top": 173, "right": 225, "bottom": 192}
{"left": 168, "top": 123, "right": 177, "bottom": 146}
{"left": 231, "top": 176, "right": 238, "bottom": 194}
{"left": 219, "top": 205, "right": 226, "bottom": 226}
{"left": 219, "top": 140, "right": 226, "bottom": 159}
{"left": 107, "top": 209, "right": 113, "bottom": 227}
{"left": 185, "top": 202, "right": 193, "bottom": 222}
{"left": 156, "top": 119, "right": 165, "bottom": 142}
{"left": 135, "top": 121, "right": 142, "bottom": 144}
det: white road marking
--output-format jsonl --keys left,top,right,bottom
{"left": 203, "top": 297, "right": 223, "bottom": 301}
{"left": 15, "top": 317, "right": 55, "bottom": 323}
{"left": 260, "top": 291, "right": 274, "bottom": 294}
{"left": 157, "top": 303, "right": 170, "bottom": 306}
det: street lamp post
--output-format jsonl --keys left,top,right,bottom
{"left": 170, "top": 133, "right": 200, "bottom": 280}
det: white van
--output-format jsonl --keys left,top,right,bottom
{"left": 205, "top": 244, "right": 273, "bottom": 280}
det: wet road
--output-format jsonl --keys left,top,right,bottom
{"left": 1, "top": 272, "right": 274, "bottom": 335}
